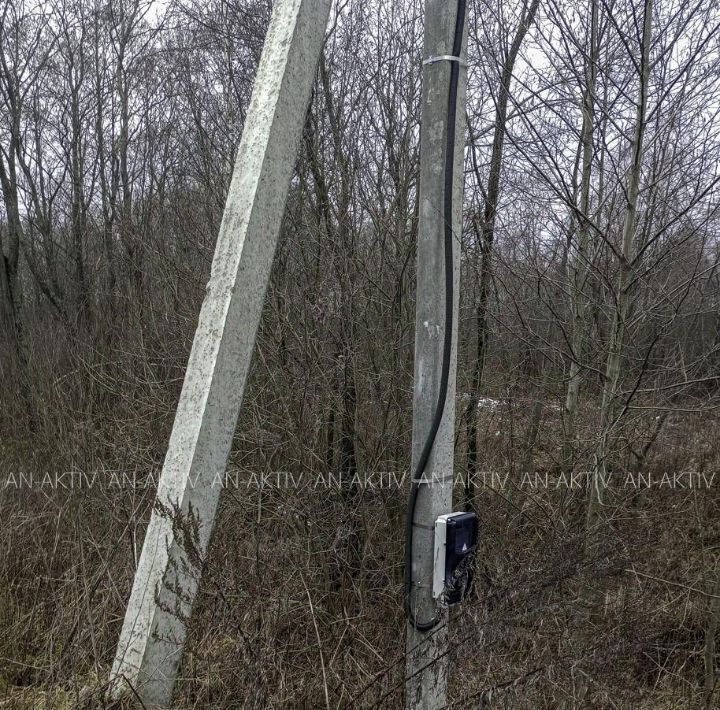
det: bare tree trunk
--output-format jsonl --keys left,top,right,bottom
{"left": 0, "top": 150, "right": 22, "bottom": 348}
{"left": 586, "top": 0, "right": 652, "bottom": 535}
{"left": 69, "top": 74, "right": 91, "bottom": 326}
{"left": 562, "top": 0, "right": 598, "bottom": 472}
{"left": 464, "top": 0, "right": 541, "bottom": 509}
{"left": 92, "top": 8, "right": 117, "bottom": 313}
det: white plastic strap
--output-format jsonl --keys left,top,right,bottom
{"left": 423, "top": 54, "right": 467, "bottom": 68}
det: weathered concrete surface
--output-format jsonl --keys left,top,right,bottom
{"left": 405, "top": 1, "right": 467, "bottom": 708}
{"left": 110, "top": 0, "right": 331, "bottom": 705}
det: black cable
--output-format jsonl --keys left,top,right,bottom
{"left": 405, "top": 0, "right": 467, "bottom": 631}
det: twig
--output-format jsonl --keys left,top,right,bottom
{"left": 626, "top": 568, "right": 720, "bottom": 599}
{"left": 301, "top": 571, "right": 331, "bottom": 710}
{"left": 122, "top": 674, "right": 148, "bottom": 709}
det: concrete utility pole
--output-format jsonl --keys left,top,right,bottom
{"left": 405, "top": 0, "right": 466, "bottom": 708}
{"left": 109, "top": 0, "right": 331, "bottom": 705}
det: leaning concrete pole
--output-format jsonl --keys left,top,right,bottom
{"left": 109, "top": 0, "right": 331, "bottom": 705}
{"left": 405, "top": 0, "right": 466, "bottom": 708}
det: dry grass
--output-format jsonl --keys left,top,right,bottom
{"left": 0, "top": 319, "right": 718, "bottom": 708}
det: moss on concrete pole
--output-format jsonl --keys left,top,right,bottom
{"left": 109, "top": 0, "right": 331, "bottom": 705}
{"left": 405, "top": 1, "right": 466, "bottom": 708}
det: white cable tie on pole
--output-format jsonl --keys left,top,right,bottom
{"left": 422, "top": 54, "right": 467, "bottom": 68}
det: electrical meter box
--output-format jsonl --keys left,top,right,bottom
{"left": 433, "top": 511, "right": 478, "bottom": 606}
